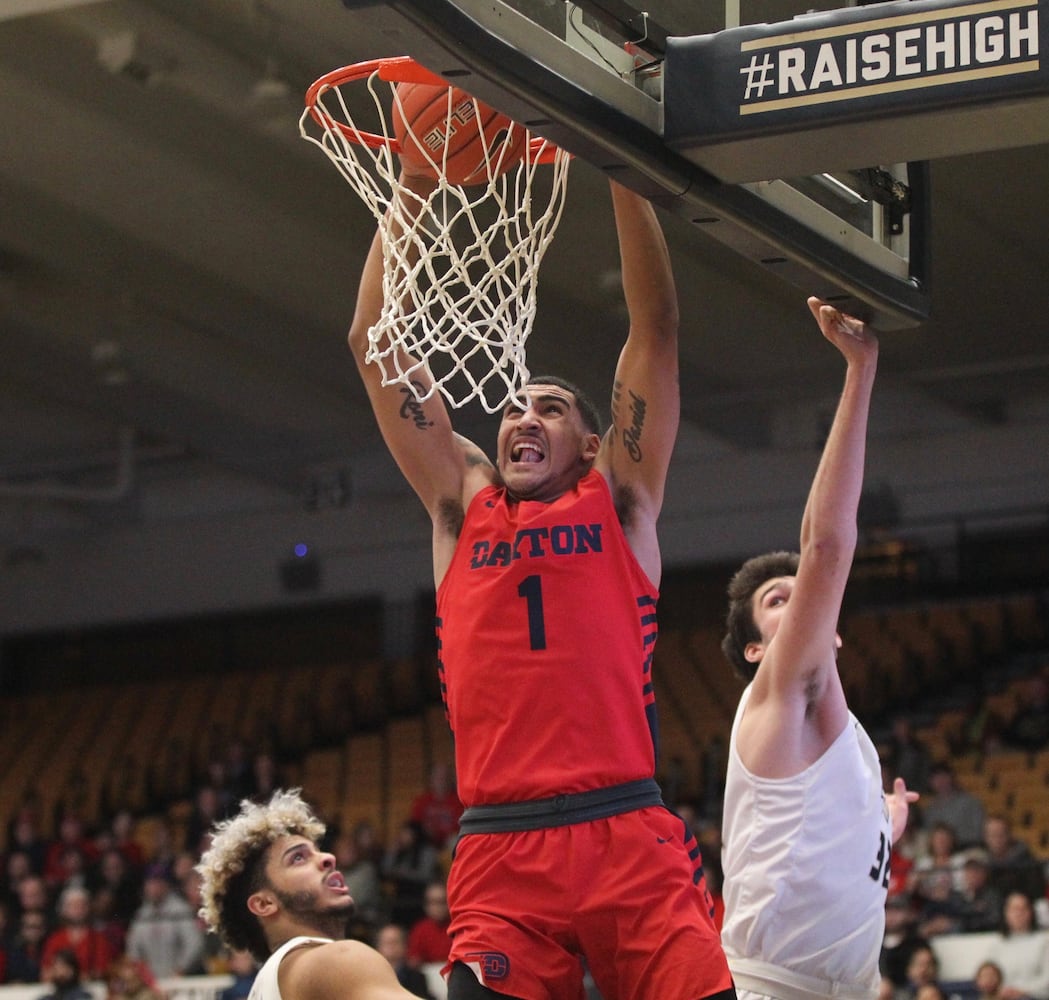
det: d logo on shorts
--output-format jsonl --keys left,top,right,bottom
{"left": 465, "top": 951, "right": 510, "bottom": 981}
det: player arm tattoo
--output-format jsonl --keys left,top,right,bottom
{"left": 454, "top": 433, "right": 494, "bottom": 472}
{"left": 398, "top": 381, "right": 435, "bottom": 430}
{"left": 611, "top": 379, "right": 648, "bottom": 462}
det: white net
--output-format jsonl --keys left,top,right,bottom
{"left": 300, "top": 62, "right": 572, "bottom": 413}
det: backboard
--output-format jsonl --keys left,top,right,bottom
{"left": 338, "top": 0, "right": 934, "bottom": 330}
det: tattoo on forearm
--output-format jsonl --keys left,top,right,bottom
{"left": 399, "top": 382, "right": 434, "bottom": 430}
{"left": 621, "top": 389, "right": 648, "bottom": 462}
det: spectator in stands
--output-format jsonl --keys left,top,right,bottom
{"left": 36, "top": 948, "right": 93, "bottom": 1000}
{"left": 2, "top": 850, "right": 34, "bottom": 918}
{"left": 104, "top": 955, "right": 164, "bottom": 1000}
{"left": 375, "top": 923, "right": 434, "bottom": 1000}
{"left": 6, "top": 802, "right": 49, "bottom": 877}
{"left": 922, "top": 762, "right": 986, "bottom": 849}
{"left": 179, "top": 864, "right": 224, "bottom": 974}
{"left": 987, "top": 892, "right": 1049, "bottom": 1000}
{"left": 41, "top": 886, "right": 118, "bottom": 982}
{"left": 914, "top": 985, "right": 948, "bottom": 1000}
{"left": 171, "top": 850, "right": 200, "bottom": 892}
{"left": 974, "top": 960, "right": 1006, "bottom": 1000}
{"left": 332, "top": 829, "right": 385, "bottom": 936}
{"left": 381, "top": 821, "right": 440, "bottom": 928}
{"left": 6, "top": 908, "right": 49, "bottom": 983}
{"left": 888, "top": 810, "right": 921, "bottom": 903}
{"left": 882, "top": 896, "right": 932, "bottom": 990}
{"left": 1003, "top": 674, "right": 1049, "bottom": 752}
{"left": 184, "top": 786, "right": 227, "bottom": 859}
{"left": 912, "top": 822, "right": 968, "bottom": 901}
{"left": 886, "top": 717, "right": 933, "bottom": 797}
{"left": 51, "top": 848, "right": 90, "bottom": 895}
{"left": 217, "top": 949, "right": 259, "bottom": 1000}
{"left": 16, "top": 876, "right": 53, "bottom": 927}
{"left": 406, "top": 882, "right": 451, "bottom": 967}
{"left": 106, "top": 811, "right": 146, "bottom": 872}
{"left": 43, "top": 817, "right": 98, "bottom": 891}
{"left": 349, "top": 818, "right": 383, "bottom": 869}
{"left": 136, "top": 818, "right": 177, "bottom": 877}
{"left": 982, "top": 816, "right": 1048, "bottom": 903}
{"left": 125, "top": 862, "right": 205, "bottom": 979}
{"left": 410, "top": 762, "right": 463, "bottom": 852}
{"left": 89, "top": 848, "right": 142, "bottom": 928}
{"left": 89, "top": 886, "right": 128, "bottom": 957}
{"left": 894, "top": 944, "right": 942, "bottom": 1000}
{"left": 957, "top": 856, "right": 1007, "bottom": 934}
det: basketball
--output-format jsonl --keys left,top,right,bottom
{"left": 391, "top": 81, "right": 527, "bottom": 186}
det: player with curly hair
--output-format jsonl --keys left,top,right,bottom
{"left": 196, "top": 789, "right": 419, "bottom": 1000}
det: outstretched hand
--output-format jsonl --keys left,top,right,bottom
{"left": 807, "top": 296, "right": 879, "bottom": 367}
{"left": 885, "top": 776, "right": 919, "bottom": 845}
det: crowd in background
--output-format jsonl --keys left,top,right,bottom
{"left": 0, "top": 746, "right": 460, "bottom": 1000}
{"left": 2, "top": 654, "right": 1048, "bottom": 1000}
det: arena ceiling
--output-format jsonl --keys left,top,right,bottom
{"left": 1, "top": 0, "right": 1047, "bottom": 618}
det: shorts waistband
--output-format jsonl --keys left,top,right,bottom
{"left": 728, "top": 956, "right": 877, "bottom": 1000}
{"left": 459, "top": 778, "right": 664, "bottom": 834}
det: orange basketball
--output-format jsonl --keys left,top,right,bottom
{"left": 391, "top": 81, "right": 527, "bottom": 187}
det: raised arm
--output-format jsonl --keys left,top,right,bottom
{"left": 348, "top": 170, "right": 494, "bottom": 565}
{"left": 595, "top": 181, "right": 680, "bottom": 584}
{"left": 743, "top": 298, "right": 879, "bottom": 771}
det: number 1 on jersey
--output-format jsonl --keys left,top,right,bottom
{"left": 517, "top": 574, "right": 547, "bottom": 650}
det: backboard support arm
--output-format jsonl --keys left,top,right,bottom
{"left": 339, "top": 0, "right": 931, "bottom": 330}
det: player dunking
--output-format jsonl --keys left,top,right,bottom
{"left": 718, "top": 298, "right": 918, "bottom": 1000}
{"left": 349, "top": 166, "right": 734, "bottom": 1000}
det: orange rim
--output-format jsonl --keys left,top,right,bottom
{"left": 304, "top": 56, "right": 561, "bottom": 163}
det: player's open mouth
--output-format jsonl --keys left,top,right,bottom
{"left": 326, "top": 872, "right": 347, "bottom": 890}
{"left": 511, "top": 440, "right": 544, "bottom": 463}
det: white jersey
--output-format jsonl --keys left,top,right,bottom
{"left": 248, "top": 936, "right": 330, "bottom": 1000}
{"left": 721, "top": 685, "right": 891, "bottom": 1000}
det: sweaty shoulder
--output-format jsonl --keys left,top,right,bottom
{"left": 279, "top": 940, "right": 403, "bottom": 1000}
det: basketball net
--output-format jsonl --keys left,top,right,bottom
{"left": 300, "top": 59, "right": 572, "bottom": 413}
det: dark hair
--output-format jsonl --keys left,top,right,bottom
{"left": 526, "top": 374, "right": 602, "bottom": 436}
{"left": 721, "top": 551, "right": 800, "bottom": 681}
{"left": 218, "top": 845, "right": 271, "bottom": 963}
{"left": 50, "top": 949, "right": 80, "bottom": 976}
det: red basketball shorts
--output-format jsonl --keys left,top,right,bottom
{"left": 445, "top": 806, "right": 734, "bottom": 1000}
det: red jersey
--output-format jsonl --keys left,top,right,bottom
{"left": 435, "top": 470, "right": 659, "bottom": 806}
